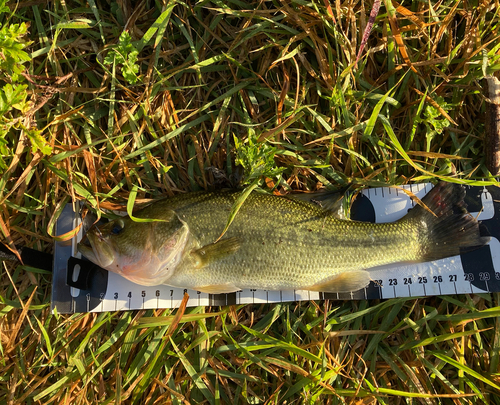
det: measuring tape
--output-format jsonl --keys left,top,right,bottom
{"left": 51, "top": 183, "right": 499, "bottom": 313}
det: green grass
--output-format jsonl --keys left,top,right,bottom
{"left": 1, "top": 0, "right": 500, "bottom": 403}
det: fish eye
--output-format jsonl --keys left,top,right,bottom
{"left": 111, "top": 220, "right": 124, "bottom": 235}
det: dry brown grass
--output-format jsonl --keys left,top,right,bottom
{"left": 1, "top": 0, "right": 500, "bottom": 403}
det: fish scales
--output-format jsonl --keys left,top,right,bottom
{"left": 78, "top": 182, "right": 489, "bottom": 293}
{"left": 160, "top": 192, "right": 421, "bottom": 290}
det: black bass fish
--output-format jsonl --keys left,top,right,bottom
{"left": 77, "top": 182, "right": 489, "bottom": 293}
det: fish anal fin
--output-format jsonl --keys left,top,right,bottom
{"left": 196, "top": 284, "right": 240, "bottom": 294}
{"left": 190, "top": 237, "right": 242, "bottom": 268}
{"left": 308, "top": 270, "right": 370, "bottom": 293}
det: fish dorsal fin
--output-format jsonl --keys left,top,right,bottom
{"left": 287, "top": 189, "right": 347, "bottom": 219}
{"left": 190, "top": 237, "right": 242, "bottom": 269}
{"left": 308, "top": 270, "right": 370, "bottom": 292}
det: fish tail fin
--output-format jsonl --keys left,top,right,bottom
{"left": 404, "top": 182, "right": 490, "bottom": 261}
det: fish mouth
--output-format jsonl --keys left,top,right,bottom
{"left": 77, "top": 230, "right": 115, "bottom": 268}
{"left": 77, "top": 232, "right": 99, "bottom": 264}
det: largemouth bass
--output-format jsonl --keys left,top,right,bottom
{"left": 77, "top": 182, "right": 489, "bottom": 293}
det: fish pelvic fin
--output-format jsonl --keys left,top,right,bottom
{"left": 190, "top": 237, "right": 242, "bottom": 269}
{"left": 404, "top": 182, "right": 490, "bottom": 261}
{"left": 308, "top": 270, "right": 370, "bottom": 293}
{"left": 196, "top": 283, "right": 240, "bottom": 294}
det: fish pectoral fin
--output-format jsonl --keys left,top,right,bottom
{"left": 190, "top": 237, "right": 242, "bottom": 269}
{"left": 308, "top": 270, "right": 370, "bottom": 293}
{"left": 196, "top": 284, "right": 240, "bottom": 294}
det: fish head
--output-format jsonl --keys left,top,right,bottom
{"left": 77, "top": 209, "right": 190, "bottom": 286}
